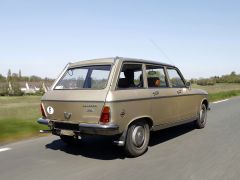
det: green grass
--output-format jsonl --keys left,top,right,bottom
{"left": 0, "top": 96, "right": 46, "bottom": 144}
{"left": 192, "top": 83, "right": 240, "bottom": 102}
{"left": 1, "top": 83, "right": 240, "bottom": 144}
{"left": 208, "top": 90, "right": 240, "bottom": 102}
{"left": 192, "top": 83, "right": 240, "bottom": 94}
{"left": 0, "top": 119, "right": 46, "bottom": 143}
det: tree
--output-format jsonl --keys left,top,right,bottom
{"left": 7, "top": 69, "right": 11, "bottom": 81}
{"left": 19, "top": 69, "right": 22, "bottom": 78}
{"left": 0, "top": 83, "right": 8, "bottom": 96}
{"left": 8, "top": 82, "right": 23, "bottom": 96}
{"left": 230, "top": 71, "right": 236, "bottom": 76}
{"left": 0, "top": 74, "right": 6, "bottom": 82}
{"left": 29, "top": 75, "right": 42, "bottom": 82}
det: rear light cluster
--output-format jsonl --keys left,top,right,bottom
{"left": 40, "top": 103, "right": 47, "bottom": 118}
{"left": 100, "top": 106, "right": 110, "bottom": 124}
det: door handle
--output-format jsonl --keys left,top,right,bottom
{"left": 153, "top": 91, "right": 159, "bottom": 96}
{"left": 177, "top": 90, "right": 182, "bottom": 95}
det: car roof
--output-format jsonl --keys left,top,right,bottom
{"left": 69, "top": 57, "right": 115, "bottom": 68}
{"left": 69, "top": 57, "right": 175, "bottom": 68}
{"left": 119, "top": 57, "right": 175, "bottom": 67}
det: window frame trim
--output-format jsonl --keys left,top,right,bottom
{"left": 115, "top": 62, "right": 146, "bottom": 90}
{"left": 145, "top": 64, "right": 170, "bottom": 89}
{"left": 165, "top": 67, "right": 187, "bottom": 88}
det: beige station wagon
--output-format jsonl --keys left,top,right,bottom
{"left": 38, "top": 57, "right": 209, "bottom": 157}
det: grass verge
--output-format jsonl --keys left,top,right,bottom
{"left": 0, "top": 96, "right": 47, "bottom": 144}
{"left": 0, "top": 118, "right": 47, "bottom": 144}
{"left": 1, "top": 86, "right": 240, "bottom": 144}
{"left": 209, "top": 90, "right": 240, "bottom": 102}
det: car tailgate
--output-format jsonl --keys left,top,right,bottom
{"left": 41, "top": 89, "right": 108, "bottom": 124}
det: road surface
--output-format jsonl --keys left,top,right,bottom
{"left": 1, "top": 97, "right": 240, "bottom": 180}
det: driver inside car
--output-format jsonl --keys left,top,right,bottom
{"left": 124, "top": 69, "right": 136, "bottom": 88}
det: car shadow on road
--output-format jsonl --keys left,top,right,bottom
{"left": 45, "top": 122, "right": 195, "bottom": 160}
{"left": 45, "top": 135, "right": 126, "bottom": 160}
{"left": 149, "top": 122, "right": 195, "bottom": 147}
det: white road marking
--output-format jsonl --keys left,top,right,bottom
{"left": 213, "top": 99, "right": 229, "bottom": 104}
{"left": 0, "top": 147, "right": 11, "bottom": 152}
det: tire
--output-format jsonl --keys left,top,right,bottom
{"left": 60, "top": 135, "right": 79, "bottom": 146}
{"left": 124, "top": 121, "right": 150, "bottom": 157}
{"left": 196, "top": 104, "right": 207, "bottom": 129}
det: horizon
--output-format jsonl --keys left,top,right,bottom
{"left": 0, "top": 1, "right": 240, "bottom": 79}
{"left": 0, "top": 63, "right": 239, "bottom": 80}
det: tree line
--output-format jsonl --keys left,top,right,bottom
{"left": 190, "top": 71, "right": 240, "bottom": 86}
{"left": 0, "top": 69, "right": 54, "bottom": 96}
{"left": 0, "top": 69, "right": 54, "bottom": 82}
{"left": 1, "top": 69, "right": 240, "bottom": 96}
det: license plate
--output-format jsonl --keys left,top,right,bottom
{"left": 60, "top": 129, "right": 75, "bottom": 136}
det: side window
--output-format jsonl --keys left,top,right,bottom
{"left": 117, "top": 63, "right": 143, "bottom": 89}
{"left": 146, "top": 65, "right": 167, "bottom": 88}
{"left": 167, "top": 68, "right": 185, "bottom": 88}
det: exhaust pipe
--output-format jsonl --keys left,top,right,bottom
{"left": 39, "top": 130, "right": 52, "bottom": 133}
{"left": 113, "top": 140, "right": 125, "bottom": 146}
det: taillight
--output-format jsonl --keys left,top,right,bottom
{"left": 100, "top": 106, "right": 110, "bottom": 124}
{"left": 40, "top": 103, "right": 46, "bottom": 118}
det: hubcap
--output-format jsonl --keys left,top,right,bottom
{"left": 200, "top": 106, "right": 207, "bottom": 124}
{"left": 132, "top": 126, "right": 145, "bottom": 147}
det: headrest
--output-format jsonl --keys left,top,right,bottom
{"left": 118, "top": 78, "right": 129, "bottom": 88}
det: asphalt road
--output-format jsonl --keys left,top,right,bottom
{"left": 1, "top": 97, "right": 240, "bottom": 180}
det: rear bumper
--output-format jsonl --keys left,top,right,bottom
{"left": 37, "top": 118, "right": 120, "bottom": 136}
{"left": 37, "top": 118, "right": 49, "bottom": 125}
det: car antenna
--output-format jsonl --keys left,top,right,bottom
{"left": 149, "top": 38, "right": 176, "bottom": 66}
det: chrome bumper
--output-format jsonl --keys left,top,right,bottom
{"left": 37, "top": 118, "right": 119, "bottom": 135}
{"left": 37, "top": 118, "right": 49, "bottom": 125}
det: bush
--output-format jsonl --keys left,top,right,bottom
{"left": 197, "top": 79, "right": 216, "bottom": 86}
{"left": 35, "top": 86, "right": 45, "bottom": 96}
{"left": 0, "top": 85, "right": 8, "bottom": 96}
{"left": 8, "top": 82, "right": 24, "bottom": 96}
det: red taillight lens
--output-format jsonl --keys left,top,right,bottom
{"left": 100, "top": 106, "right": 110, "bottom": 124}
{"left": 40, "top": 103, "right": 46, "bottom": 118}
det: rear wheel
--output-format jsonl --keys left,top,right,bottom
{"left": 60, "top": 135, "right": 79, "bottom": 145}
{"left": 124, "top": 121, "right": 150, "bottom": 157}
{"left": 196, "top": 104, "right": 207, "bottom": 129}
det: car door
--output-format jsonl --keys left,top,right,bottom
{"left": 109, "top": 63, "right": 152, "bottom": 129}
{"left": 166, "top": 67, "right": 197, "bottom": 122}
{"left": 146, "top": 64, "right": 179, "bottom": 125}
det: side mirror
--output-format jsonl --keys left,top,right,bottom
{"left": 186, "top": 81, "right": 191, "bottom": 89}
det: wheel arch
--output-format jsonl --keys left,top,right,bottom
{"left": 125, "top": 116, "right": 154, "bottom": 131}
{"left": 201, "top": 98, "right": 209, "bottom": 109}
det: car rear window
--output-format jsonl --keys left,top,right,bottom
{"left": 55, "top": 65, "right": 111, "bottom": 90}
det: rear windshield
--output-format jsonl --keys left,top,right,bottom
{"left": 55, "top": 65, "right": 111, "bottom": 90}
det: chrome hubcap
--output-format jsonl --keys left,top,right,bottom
{"left": 132, "top": 126, "right": 145, "bottom": 147}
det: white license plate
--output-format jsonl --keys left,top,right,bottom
{"left": 60, "top": 130, "right": 75, "bottom": 136}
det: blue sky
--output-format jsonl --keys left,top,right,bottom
{"left": 0, "top": 0, "right": 239, "bottom": 79}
